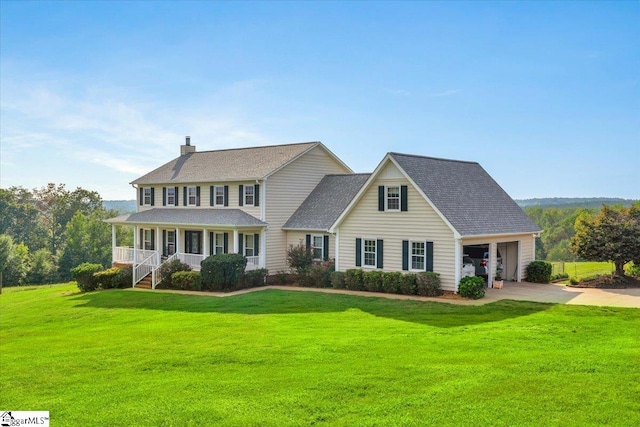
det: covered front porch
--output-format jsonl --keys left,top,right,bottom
{"left": 106, "top": 208, "right": 268, "bottom": 288}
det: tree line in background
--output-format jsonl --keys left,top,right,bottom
{"left": 0, "top": 184, "right": 132, "bottom": 288}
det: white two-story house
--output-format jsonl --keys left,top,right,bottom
{"left": 107, "top": 138, "right": 351, "bottom": 287}
{"left": 109, "top": 138, "right": 540, "bottom": 292}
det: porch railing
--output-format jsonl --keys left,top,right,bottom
{"left": 153, "top": 252, "right": 177, "bottom": 289}
{"left": 178, "top": 253, "right": 205, "bottom": 271}
{"left": 113, "top": 247, "right": 158, "bottom": 264}
{"left": 246, "top": 256, "right": 260, "bottom": 271}
{"left": 134, "top": 253, "right": 157, "bottom": 287}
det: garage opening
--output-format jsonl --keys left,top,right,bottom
{"left": 497, "top": 241, "right": 519, "bottom": 282}
{"left": 463, "top": 244, "right": 489, "bottom": 282}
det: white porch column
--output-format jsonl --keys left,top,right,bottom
{"left": 454, "top": 238, "right": 462, "bottom": 292}
{"left": 518, "top": 240, "right": 523, "bottom": 282}
{"left": 175, "top": 227, "right": 180, "bottom": 255}
{"left": 203, "top": 228, "right": 208, "bottom": 257}
{"left": 111, "top": 224, "right": 117, "bottom": 265}
{"left": 233, "top": 229, "right": 239, "bottom": 253}
{"left": 489, "top": 241, "right": 497, "bottom": 287}
{"left": 133, "top": 226, "right": 138, "bottom": 264}
{"left": 260, "top": 228, "right": 266, "bottom": 268}
{"left": 156, "top": 226, "right": 161, "bottom": 264}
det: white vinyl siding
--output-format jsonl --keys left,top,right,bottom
{"left": 266, "top": 146, "right": 351, "bottom": 272}
{"left": 337, "top": 162, "right": 457, "bottom": 290}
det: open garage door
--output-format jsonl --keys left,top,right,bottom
{"left": 463, "top": 244, "right": 489, "bottom": 282}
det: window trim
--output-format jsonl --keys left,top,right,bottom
{"left": 143, "top": 229, "right": 153, "bottom": 250}
{"left": 166, "top": 187, "right": 176, "bottom": 206}
{"left": 143, "top": 188, "right": 152, "bottom": 206}
{"left": 410, "top": 240, "right": 426, "bottom": 272}
{"left": 385, "top": 185, "right": 400, "bottom": 211}
{"left": 214, "top": 232, "right": 224, "bottom": 255}
{"left": 214, "top": 186, "right": 225, "bottom": 206}
{"left": 244, "top": 185, "right": 255, "bottom": 207}
{"left": 187, "top": 186, "right": 198, "bottom": 206}
{"left": 362, "top": 238, "right": 377, "bottom": 268}
{"left": 244, "top": 233, "right": 255, "bottom": 257}
{"left": 311, "top": 235, "right": 324, "bottom": 261}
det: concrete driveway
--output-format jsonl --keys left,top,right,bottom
{"left": 483, "top": 281, "right": 640, "bottom": 308}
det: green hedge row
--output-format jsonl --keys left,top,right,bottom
{"left": 329, "top": 269, "right": 442, "bottom": 297}
{"left": 73, "top": 263, "right": 132, "bottom": 292}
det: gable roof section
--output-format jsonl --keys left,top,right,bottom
{"left": 389, "top": 153, "right": 541, "bottom": 236}
{"left": 283, "top": 174, "right": 370, "bottom": 231}
{"left": 105, "top": 208, "right": 267, "bottom": 228}
{"left": 131, "top": 141, "right": 350, "bottom": 185}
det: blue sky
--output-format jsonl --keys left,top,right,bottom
{"left": 1, "top": 1, "right": 638, "bottom": 200}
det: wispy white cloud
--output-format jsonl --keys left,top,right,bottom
{"left": 383, "top": 87, "right": 410, "bottom": 97}
{"left": 427, "top": 89, "right": 460, "bottom": 97}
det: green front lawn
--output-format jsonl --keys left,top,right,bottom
{"left": 1, "top": 284, "right": 639, "bottom": 426}
{"left": 550, "top": 261, "right": 616, "bottom": 279}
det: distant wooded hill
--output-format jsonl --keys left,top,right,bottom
{"left": 103, "top": 200, "right": 137, "bottom": 214}
{"left": 515, "top": 198, "right": 638, "bottom": 209}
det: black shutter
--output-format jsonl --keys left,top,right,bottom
{"left": 323, "top": 235, "right": 329, "bottom": 261}
{"left": 139, "top": 188, "right": 143, "bottom": 206}
{"left": 185, "top": 232, "right": 190, "bottom": 253}
{"left": 163, "top": 187, "right": 167, "bottom": 206}
{"left": 401, "top": 185, "right": 408, "bottom": 212}
{"left": 355, "top": 238, "right": 362, "bottom": 267}
{"left": 238, "top": 233, "right": 244, "bottom": 254}
{"left": 224, "top": 186, "right": 229, "bottom": 207}
{"left": 376, "top": 239, "right": 383, "bottom": 269}
{"left": 196, "top": 186, "right": 201, "bottom": 206}
{"left": 378, "top": 186, "right": 385, "bottom": 211}
{"left": 162, "top": 230, "right": 167, "bottom": 256}
{"left": 209, "top": 232, "right": 214, "bottom": 255}
{"left": 174, "top": 187, "right": 179, "bottom": 206}
{"left": 239, "top": 185, "right": 244, "bottom": 206}
{"left": 254, "top": 184, "right": 260, "bottom": 207}
{"left": 139, "top": 229, "right": 144, "bottom": 249}
{"left": 150, "top": 188, "right": 155, "bottom": 206}
{"left": 183, "top": 187, "right": 187, "bottom": 206}
{"left": 254, "top": 234, "right": 260, "bottom": 256}
{"left": 223, "top": 232, "right": 229, "bottom": 253}
{"left": 426, "top": 241, "right": 434, "bottom": 272}
{"left": 150, "top": 229, "right": 155, "bottom": 249}
{"left": 402, "top": 240, "right": 409, "bottom": 271}
{"left": 210, "top": 186, "right": 214, "bottom": 206}
{"left": 306, "top": 234, "right": 311, "bottom": 249}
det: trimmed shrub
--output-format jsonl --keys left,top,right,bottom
{"left": 625, "top": 262, "right": 640, "bottom": 277}
{"left": 242, "top": 268, "right": 268, "bottom": 289}
{"left": 330, "top": 271, "right": 346, "bottom": 289}
{"left": 526, "top": 261, "right": 552, "bottom": 283}
{"left": 307, "top": 261, "right": 334, "bottom": 288}
{"left": 459, "top": 276, "right": 485, "bottom": 299}
{"left": 363, "top": 270, "right": 384, "bottom": 293}
{"left": 171, "top": 271, "right": 202, "bottom": 291}
{"left": 267, "top": 271, "right": 296, "bottom": 285}
{"left": 398, "top": 273, "right": 417, "bottom": 295}
{"left": 550, "top": 272, "right": 569, "bottom": 281}
{"left": 416, "top": 272, "right": 442, "bottom": 297}
{"left": 200, "top": 253, "right": 247, "bottom": 291}
{"left": 158, "top": 259, "right": 191, "bottom": 288}
{"left": 286, "top": 243, "right": 313, "bottom": 275}
{"left": 381, "top": 272, "right": 403, "bottom": 294}
{"left": 71, "top": 262, "right": 103, "bottom": 292}
{"left": 344, "top": 269, "right": 364, "bottom": 291}
{"left": 93, "top": 266, "right": 132, "bottom": 289}
{"left": 569, "top": 277, "right": 579, "bottom": 286}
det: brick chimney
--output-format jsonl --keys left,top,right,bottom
{"left": 180, "top": 136, "right": 196, "bottom": 156}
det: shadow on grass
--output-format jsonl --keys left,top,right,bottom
{"left": 69, "top": 288, "right": 556, "bottom": 328}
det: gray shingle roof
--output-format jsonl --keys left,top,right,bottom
{"left": 284, "top": 174, "right": 371, "bottom": 230}
{"left": 106, "top": 208, "right": 267, "bottom": 227}
{"left": 390, "top": 153, "right": 541, "bottom": 237}
{"left": 131, "top": 142, "right": 321, "bottom": 185}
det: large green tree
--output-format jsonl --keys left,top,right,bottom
{"left": 570, "top": 203, "right": 640, "bottom": 275}
{"left": 0, "top": 234, "right": 14, "bottom": 293}
{"left": 0, "top": 187, "right": 47, "bottom": 251}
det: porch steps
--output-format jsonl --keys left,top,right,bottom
{"left": 135, "top": 274, "right": 153, "bottom": 289}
